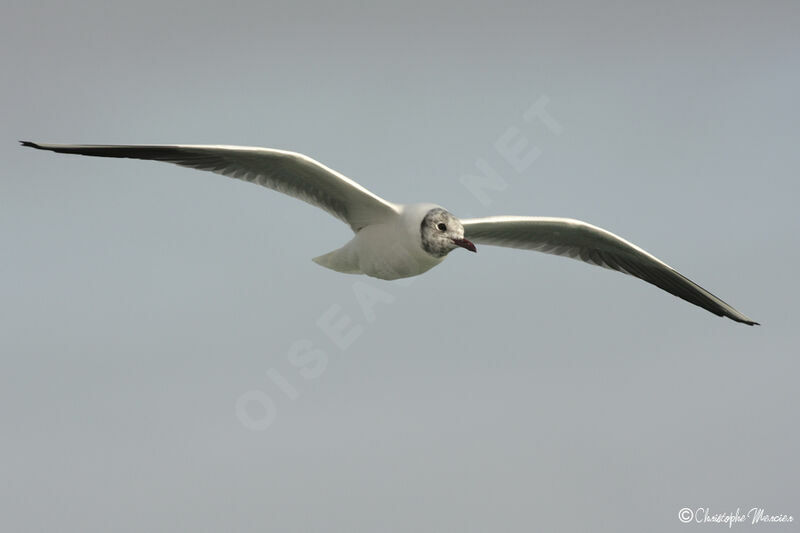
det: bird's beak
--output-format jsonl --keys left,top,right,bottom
{"left": 452, "top": 238, "right": 477, "bottom": 253}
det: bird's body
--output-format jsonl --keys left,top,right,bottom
{"left": 21, "top": 141, "right": 758, "bottom": 325}
{"left": 314, "top": 203, "right": 447, "bottom": 280}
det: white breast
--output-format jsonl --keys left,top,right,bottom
{"left": 347, "top": 203, "right": 445, "bottom": 280}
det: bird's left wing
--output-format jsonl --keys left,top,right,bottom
{"left": 461, "top": 216, "right": 758, "bottom": 325}
{"left": 20, "top": 142, "right": 399, "bottom": 231}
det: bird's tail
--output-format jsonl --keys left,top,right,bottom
{"left": 312, "top": 246, "right": 362, "bottom": 275}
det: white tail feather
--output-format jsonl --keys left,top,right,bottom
{"left": 312, "top": 247, "right": 362, "bottom": 274}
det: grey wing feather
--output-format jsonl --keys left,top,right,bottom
{"left": 462, "top": 216, "right": 758, "bottom": 325}
{"left": 20, "top": 141, "right": 398, "bottom": 231}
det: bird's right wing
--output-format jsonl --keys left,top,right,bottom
{"left": 20, "top": 142, "right": 399, "bottom": 231}
{"left": 462, "top": 216, "right": 758, "bottom": 325}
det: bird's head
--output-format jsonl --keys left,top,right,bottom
{"left": 420, "top": 208, "right": 477, "bottom": 257}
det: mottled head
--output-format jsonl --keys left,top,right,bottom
{"left": 420, "top": 208, "right": 477, "bottom": 257}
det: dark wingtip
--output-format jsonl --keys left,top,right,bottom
{"left": 20, "top": 141, "right": 40, "bottom": 149}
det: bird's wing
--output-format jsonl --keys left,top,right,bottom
{"left": 20, "top": 142, "right": 399, "bottom": 231}
{"left": 461, "top": 216, "right": 757, "bottom": 325}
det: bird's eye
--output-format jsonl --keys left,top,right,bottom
{"left": 437, "top": 223, "right": 447, "bottom": 231}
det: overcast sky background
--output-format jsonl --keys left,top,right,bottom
{"left": 2, "top": 1, "right": 799, "bottom": 531}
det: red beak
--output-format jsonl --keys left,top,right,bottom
{"left": 452, "top": 238, "right": 477, "bottom": 253}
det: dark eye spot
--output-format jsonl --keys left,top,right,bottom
{"left": 437, "top": 223, "right": 447, "bottom": 231}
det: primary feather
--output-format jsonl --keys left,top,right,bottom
{"left": 462, "top": 216, "right": 758, "bottom": 325}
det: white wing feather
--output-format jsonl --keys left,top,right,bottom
{"left": 20, "top": 142, "right": 399, "bottom": 231}
{"left": 462, "top": 216, "right": 757, "bottom": 325}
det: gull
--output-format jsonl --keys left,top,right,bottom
{"left": 21, "top": 141, "right": 758, "bottom": 325}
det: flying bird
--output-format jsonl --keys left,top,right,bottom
{"left": 21, "top": 141, "right": 758, "bottom": 325}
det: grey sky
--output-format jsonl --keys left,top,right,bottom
{"left": 2, "top": 1, "right": 798, "bottom": 531}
